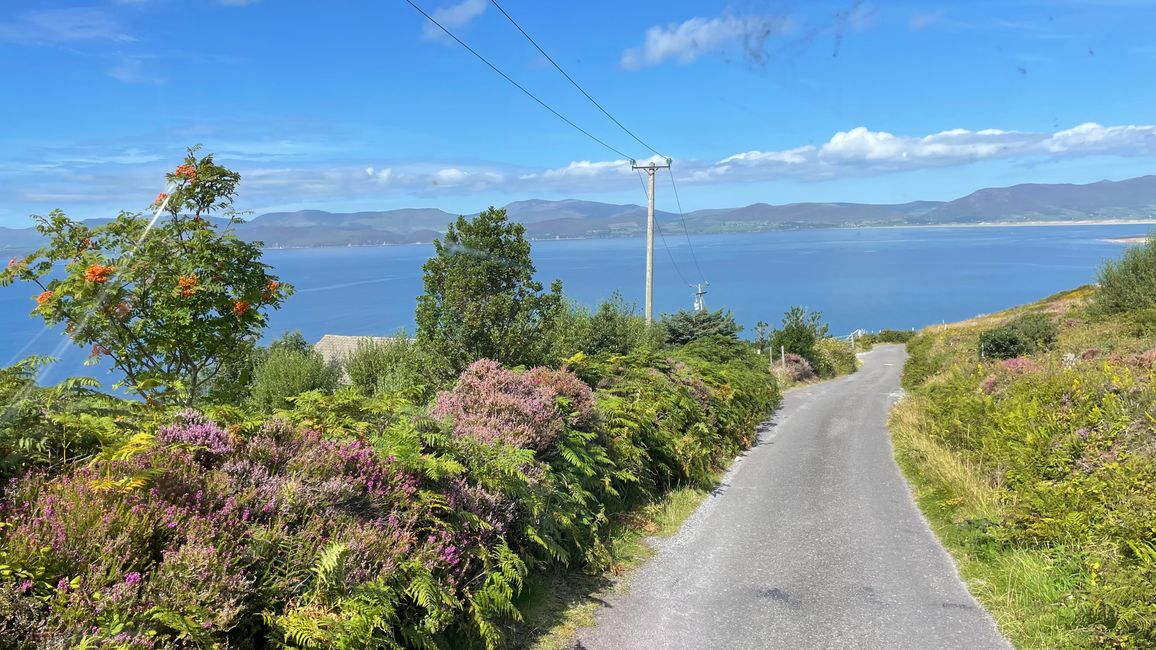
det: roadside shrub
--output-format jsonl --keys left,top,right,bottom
{"left": 901, "top": 332, "right": 952, "bottom": 389}
{"left": 0, "top": 337, "right": 783, "bottom": 649}
{"left": 587, "top": 294, "right": 664, "bottom": 354}
{"left": 769, "top": 306, "right": 829, "bottom": 368}
{"left": 547, "top": 294, "right": 664, "bottom": 363}
{"left": 978, "top": 313, "right": 1058, "bottom": 360}
{"left": 1094, "top": 235, "right": 1156, "bottom": 314}
{"left": 343, "top": 335, "right": 433, "bottom": 400}
{"left": 0, "top": 414, "right": 520, "bottom": 648}
{"left": 875, "top": 328, "right": 916, "bottom": 343}
{"left": 526, "top": 366, "right": 597, "bottom": 431}
{"left": 1009, "top": 313, "right": 1058, "bottom": 349}
{"left": 432, "top": 359, "right": 565, "bottom": 453}
{"left": 780, "top": 352, "right": 816, "bottom": 383}
{"left": 978, "top": 325, "right": 1031, "bottom": 360}
{"left": 813, "top": 337, "right": 857, "bottom": 378}
{"left": 859, "top": 329, "right": 916, "bottom": 347}
{"left": 248, "top": 346, "right": 340, "bottom": 413}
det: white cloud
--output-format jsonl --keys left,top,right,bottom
{"left": 5, "top": 123, "right": 1156, "bottom": 222}
{"left": 713, "top": 124, "right": 1142, "bottom": 180}
{"left": 422, "top": 0, "right": 487, "bottom": 40}
{"left": 106, "top": 54, "right": 164, "bottom": 85}
{"left": 1042, "top": 122, "right": 1156, "bottom": 154}
{"left": 0, "top": 8, "right": 134, "bottom": 46}
{"left": 909, "top": 10, "right": 944, "bottom": 31}
{"left": 432, "top": 168, "right": 469, "bottom": 185}
{"left": 540, "top": 159, "right": 634, "bottom": 180}
{"left": 365, "top": 167, "right": 394, "bottom": 184}
{"left": 621, "top": 14, "right": 787, "bottom": 69}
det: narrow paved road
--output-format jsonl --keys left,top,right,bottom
{"left": 575, "top": 345, "right": 1008, "bottom": 650}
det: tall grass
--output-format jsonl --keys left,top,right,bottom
{"left": 893, "top": 285, "right": 1156, "bottom": 648}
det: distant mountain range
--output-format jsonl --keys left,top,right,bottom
{"left": 3, "top": 175, "right": 1155, "bottom": 251}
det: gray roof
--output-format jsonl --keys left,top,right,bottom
{"left": 312, "top": 334, "right": 396, "bottom": 367}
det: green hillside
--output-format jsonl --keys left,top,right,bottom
{"left": 893, "top": 240, "right": 1156, "bottom": 648}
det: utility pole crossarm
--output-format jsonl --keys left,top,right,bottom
{"left": 631, "top": 158, "right": 672, "bottom": 324}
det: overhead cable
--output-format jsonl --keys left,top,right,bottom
{"left": 404, "top": 0, "right": 633, "bottom": 160}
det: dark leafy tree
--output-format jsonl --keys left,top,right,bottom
{"left": 415, "top": 207, "right": 563, "bottom": 376}
{"left": 660, "top": 308, "right": 742, "bottom": 346}
{"left": 769, "top": 306, "right": 829, "bottom": 366}
{"left": 754, "top": 320, "right": 772, "bottom": 355}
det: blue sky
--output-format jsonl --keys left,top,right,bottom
{"left": 0, "top": 0, "right": 1154, "bottom": 226}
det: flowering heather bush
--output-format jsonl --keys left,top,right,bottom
{"left": 157, "top": 409, "right": 234, "bottom": 456}
{"left": 147, "top": 538, "right": 254, "bottom": 634}
{"left": 433, "top": 358, "right": 565, "bottom": 452}
{"left": 527, "top": 365, "right": 598, "bottom": 430}
{"left": 782, "top": 352, "right": 816, "bottom": 383}
{"left": 0, "top": 412, "right": 488, "bottom": 648}
{"left": 669, "top": 360, "right": 713, "bottom": 409}
{"left": 1001, "top": 356, "right": 1042, "bottom": 374}
{"left": 0, "top": 337, "right": 782, "bottom": 648}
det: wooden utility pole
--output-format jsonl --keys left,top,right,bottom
{"left": 632, "top": 158, "right": 671, "bottom": 323}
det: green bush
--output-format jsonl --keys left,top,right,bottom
{"left": 1009, "top": 313, "right": 1058, "bottom": 349}
{"left": 1126, "top": 307, "right": 1156, "bottom": 336}
{"left": 342, "top": 335, "right": 434, "bottom": 401}
{"left": 586, "top": 295, "right": 664, "bottom": 354}
{"left": 248, "top": 347, "right": 340, "bottom": 412}
{"left": 978, "top": 325, "right": 1032, "bottom": 360}
{"left": 860, "top": 329, "right": 916, "bottom": 347}
{"left": 546, "top": 294, "right": 663, "bottom": 362}
{"left": 769, "top": 306, "right": 828, "bottom": 368}
{"left": 978, "top": 313, "right": 1058, "bottom": 360}
{"left": 0, "top": 356, "right": 135, "bottom": 488}
{"left": 813, "top": 337, "right": 857, "bottom": 378}
{"left": 901, "top": 333, "right": 949, "bottom": 389}
{"left": 1094, "top": 236, "right": 1156, "bottom": 314}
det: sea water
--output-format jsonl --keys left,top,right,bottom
{"left": 1, "top": 224, "right": 1149, "bottom": 385}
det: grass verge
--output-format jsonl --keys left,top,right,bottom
{"left": 890, "top": 398, "right": 1090, "bottom": 649}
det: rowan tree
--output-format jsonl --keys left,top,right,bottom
{"left": 0, "top": 147, "right": 291, "bottom": 405}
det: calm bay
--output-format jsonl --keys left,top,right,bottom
{"left": 2, "top": 223, "right": 1149, "bottom": 385}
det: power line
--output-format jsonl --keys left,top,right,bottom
{"left": 488, "top": 0, "right": 665, "bottom": 159}
{"left": 666, "top": 167, "right": 705, "bottom": 282}
{"left": 403, "top": 0, "right": 633, "bottom": 160}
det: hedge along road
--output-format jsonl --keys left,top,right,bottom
{"left": 574, "top": 344, "right": 1009, "bottom": 650}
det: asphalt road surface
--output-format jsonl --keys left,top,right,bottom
{"left": 575, "top": 344, "right": 1009, "bottom": 650}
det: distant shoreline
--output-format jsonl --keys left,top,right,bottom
{"left": 893, "top": 219, "right": 1156, "bottom": 230}
{"left": 6, "top": 219, "right": 1155, "bottom": 254}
